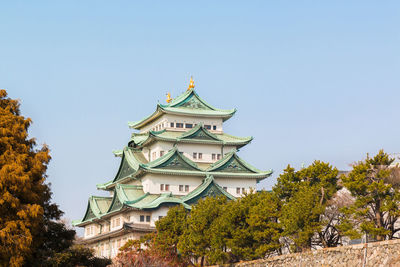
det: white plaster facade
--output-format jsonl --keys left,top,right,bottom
{"left": 76, "top": 88, "right": 270, "bottom": 260}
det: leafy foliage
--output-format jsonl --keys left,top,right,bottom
{"left": 178, "top": 196, "right": 228, "bottom": 266}
{"left": 0, "top": 90, "right": 108, "bottom": 267}
{"left": 339, "top": 150, "right": 400, "bottom": 241}
{"left": 223, "top": 191, "right": 282, "bottom": 261}
{"left": 274, "top": 161, "right": 340, "bottom": 251}
{"left": 0, "top": 90, "right": 52, "bottom": 266}
{"left": 48, "top": 245, "right": 111, "bottom": 267}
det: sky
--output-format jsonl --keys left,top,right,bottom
{"left": 1, "top": 1, "right": 399, "bottom": 231}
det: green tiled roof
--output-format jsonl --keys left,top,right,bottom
{"left": 75, "top": 175, "right": 234, "bottom": 226}
{"left": 207, "top": 150, "right": 265, "bottom": 174}
{"left": 98, "top": 147, "right": 272, "bottom": 191}
{"left": 106, "top": 184, "right": 146, "bottom": 213}
{"left": 181, "top": 175, "right": 235, "bottom": 205}
{"left": 128, "top": 89, "right": 236, "bottom": 130}
{"left": 74, "top": 196, "right": 113, "bottom": 226}
{"left": 129, "top": 125, "right": 252, "bottom": 148}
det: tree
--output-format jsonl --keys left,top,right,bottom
{"left": 48, "top": 245, "right": 111, "bottom": 267}
{"left": 222, "top": 190, "right": 282, "bottom": 262}
{"left": 0, "top": 90, "right": 52, "bottom": 266}
{"left": 0, "top": 90, "right": 109, "bottom": 267}
{"left": 178, "top": 196, "right": 228, "bottom": 266}
{"left": 153, "top": 205, "right": 189, "bottom": 257}
{"left": 339, "top": 150, "right": 400, "bottom": 241}
{"left": 273, "top": 161, "right": 339, "bottom": 252}
{"left": 112, "top": 205, "right": 191, "bottom": 267}
{"left": 317, "top": 190, "right": 353, "bottom": 248}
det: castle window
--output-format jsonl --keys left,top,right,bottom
{"left": 193, "top": 152, "right": 197, "bottom": 159}
{"left": 185, "top": 123, "right": 193, "bottom": 128}
{"left": 217, "top": 154, "right": 221, "bottom": 160}
{"left": 146, "top": 215, "right": 151, "bottom": 222}
{"left": 204, "top": 125, "right": 211, "bottom": 130}
{"left": 160, "top": 184, "right": 164, "bottom": 191}
{"left": 159, "top": 216, "right": 163, "bottom": 220}
{"left": 116, "top": 218, "right": 120, "bottom": 227}
{"left": 242, "top": 188, "right": 245, "bottom": 194}
{"left": 213, "top": 125, "right": 217, "bottom": 130}
{"left": 160, "top": 151, "right": 164, "bottom": 157}
{"left": 179, "top": 185, "right": 184, "bottom": 192}
{"left": 165, "top": 184, "right": 170, "bottom": 191}
{"left": 176, "top": 123, "right": 183, "bottom": 128}
{"left": 140, "top": 215, "right": 145, "bottom": 222}
{"left": 198, "top": 153, "right": 202, "bottom": 159}
{"left": 236, "top": 187, "right": 240, "bottom": 194}
{"left": 212, "top": 154, "right": 216, "bottom": 160}
{"left": 152, "top": 152, "right": 156, "bottom": 160}
{"left": 170, "top": 122, "right": 174, "bottom": 127}
{"left": 223, "top": 187, "right": 227, "bottom": 191}
{"left": 185, "top": 185, "right": 189, "bottom": 192}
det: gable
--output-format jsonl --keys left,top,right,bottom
{"left": 82, "top": 204, "right": 96, "bottom": 222}
{"left": 184, "top": 183, "right": 230, "bottom": 205}
{"left": 108, "top": 194, "right": 124, "bottom": 213}
{"left": 180, "top": 127, "right": 220, "bottom": 142}
{"left": 154, "top": 153, "right": 198, "bottom": 171}
{"left": 175, "top": 93, "right": 212, "bottom": 110}
{"left": 114, "top": 155, "right": 136, "bottom": 182}
{"left": 211, "top": 156, "right": 255, "bottom": 173}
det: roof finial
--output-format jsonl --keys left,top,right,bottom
{"left": 166, "top": 92, "right": 172, "bottom": 103}
{"left": 187, "top": 76, "right": 195, "bottom": 91}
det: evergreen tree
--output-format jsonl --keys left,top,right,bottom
{"left": 273, "top": 161, "right": 339, "bottom": 252}
{"left": 339, "top": 150, "right": 400, "bottom": 241}
{"left": 153, "top": 205, "right": 189, "bottom": 260}
{"left": 0, "top": 90, "right": 52, "bottom": 266}
{"left": 222, "top": 191, "right": 282, "bottom": 261}
{"left": 0, "top": 90, "right": 109, "bottom": 267}
{"left": 178, "top": 196, "right": 228, "bottom": 266}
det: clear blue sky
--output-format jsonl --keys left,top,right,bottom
{"left": 1, "top": 1, "right": 399, "bottom": 228}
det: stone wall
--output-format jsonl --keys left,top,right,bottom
{"left": 213, "top": 239, "right": 400, "bottom": 267}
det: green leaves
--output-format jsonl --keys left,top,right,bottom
{"left": 274, "top": 161, "right": 340, "bottom": 251}
{"left": 340, "top": 150, "right": 400, "bottom": 241}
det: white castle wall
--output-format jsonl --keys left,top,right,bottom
{"left": 145, "top": 140, "right": 236, "bottom": 163}
{"left": 141, "top": 174, "right": 203, "bottom": 195}
{"left": 139, "top": 113, "right": 223, "bottom": 134}
{"left": 215, "top": 177, "right": 257, "bottom": 197}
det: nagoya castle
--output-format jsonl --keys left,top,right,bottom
{"left": 74, "top": 78, "right": 272, "bottom": 258}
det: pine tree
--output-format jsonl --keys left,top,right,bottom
{"left": 273, "top": 161, "right": 339, "bottom": 252}
{"left": 0, "top": 90, "right": 51, "bottom": 266}
{"left": 340, "top": 150, "right": 400, "bottom": 241}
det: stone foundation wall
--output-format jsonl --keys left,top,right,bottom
{"left": 214, "top": 239, "right": 400, "bottom": 267}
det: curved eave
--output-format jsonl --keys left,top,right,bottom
{"left": 139, "top": 196, "right": 191, "bottom": 210}
{"left": 144, "top": 147, "right": 202, "bottom": 171}
{"left": 143, "top": 168, "right": 273, "bottom": 179}
{"left": 162, "top": 106, "right": 236, "bottom": 121}
{"left": 181, "top": 175, "right": 236, "bottom": 202}
{"left": 128, "top": 106, "right": 165, "bottom": 130}
{"left": 128, "top": 104, "right": 237, "bottom": 130}
{"left": 136, "top": 136, "right": 252, "bottom": 149}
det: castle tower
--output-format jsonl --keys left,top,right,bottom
{"left": 73, "top": 78, "right": 272, "bottom": 258}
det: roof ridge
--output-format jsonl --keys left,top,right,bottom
{"left": 178, "top": 124, "right": 220, "bottom": 141}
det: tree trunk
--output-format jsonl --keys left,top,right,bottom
{"left": 200, "top": 256, "right": 205, "bottom": 267}
{"left": 375, "top": 200, "right": 385, "bottom": 241}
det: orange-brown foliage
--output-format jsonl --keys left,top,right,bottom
{"left": 0, "top": 90, "right": 51, "bottom": 266}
